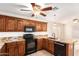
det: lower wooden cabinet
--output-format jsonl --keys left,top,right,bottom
{"left": 0, "top": 44, "right": 7, "bottom": 56}
{"left": 17, "top": 41, "right": 25, "bottom": 56}
{"left": 47, "top": 40, "right": 54, "bottom": 54}
{"left": 37, "top": 38, "right": 54, "bottom": 54}
{"left": 6, "top": 42, "right": 18, "bottom": 56}
{"left": 42, "top": 39, "right": 54, "bottom": 54}
{"left": 1, "top": 41, "right": 26, "bottom": 56}
{"left": 66, "top": 43, "right": 74, "bottom": 56}
{"left": 37, "top": 39, "right": 43, "bottom": 50}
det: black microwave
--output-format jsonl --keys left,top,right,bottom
{"left": 24, "top": 26, "right": 35, "bottom": 32}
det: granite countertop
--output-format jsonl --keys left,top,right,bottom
{"left": 47, "top": 37, "right": 77, "bottom": 44}
{"left": 0, "top": 37, "right": 25, "bottom": 49}
{"left": 36, "top": 36, "right": 77, "bottom": 44}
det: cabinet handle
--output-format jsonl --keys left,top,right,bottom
{"left": 55, "top": 42, "right": 65, "bottom": 46}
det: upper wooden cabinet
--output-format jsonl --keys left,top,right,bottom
{"left": 28, "top": 20, "right": 36, "bottom": 26}
{"left": 36, "top": 21, "right": 42, "bottom": 31}
{"left": 42, "top": 22, "right": 47, "bottom": 31}
{"left": 17, "top": 19, "right": 26, "bottom": 31}
{"left": 5, "top": 17, "right": 17, "bottom": 32}
{"left": 0, "top": 16, "right": 6, "bottom": 32}
{"left": 0, "top": 15, "right": 47, "bottom": 32}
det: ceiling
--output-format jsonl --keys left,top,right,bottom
{"left": 0, "top": 3, "right": 79, "bottom": 23}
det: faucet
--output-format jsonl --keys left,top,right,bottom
{"left": 52, "top": 33, "right": 56, "bottom": 39}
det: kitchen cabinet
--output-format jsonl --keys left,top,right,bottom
{"left": 28, "top": 20, "right": 36, "bottom": 26}
{"left": 0, "top": 15, "right": 47, "bottom": 32}
{"left": 42, "top": 39, "right": 48, "bottom": 50}
{"left": 37, "top": 39, "right": 43, "bottom": 50}
{"left": 36, "top": 22, "right": 42, "bottom": 31}
{"left": 17, "top": 41, "right": 25, "bottom": 56}
{"left": 6, "top": 42, "right": 17, "bottom": 56}
{"left": 41, "top": 22, "right": 47, "bottom": 31}
{"left": 0, "top": 15, "right": 6, "bottom": 32}
{"left": 37, "top": 38, "right": 54, "bottom": 54}
{"left": 5, "top": 41, "right": 25, "bottom": 56}
{"left": 66, "top": 43, "right": 74, "bottom": 56}
{"left": 17, "top": 19, "right": 26, "bottom": 31}
{"left": 47, "top": 40, "right": 54, "bottom": 54}
{"left": 0, "top": 44, "right": 8, "bottom": 56}
{"left": 5, "top": 17, "right": 17, "bottom": 32}
{"left": 43, "top": 39, "right": 54, "bottom": 54}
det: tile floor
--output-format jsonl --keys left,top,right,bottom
{"left": 27, "top": 50, "right": 53, "bottom": 56}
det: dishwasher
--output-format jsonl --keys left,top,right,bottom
{"left": 54, "top": 41, "right": 66, "bottom": 56}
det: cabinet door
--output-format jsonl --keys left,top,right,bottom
{"left": 36, "top": 22, "right": 42, "bottom": 31}
{"left": 17, "top": 41, "right": 25, "bottom": 56}
{"left": 47, "top": 40, "right": 54, "bottom": 54}
{"left": 42, "top": 39, "right": 48, "bottom": 50}
{"left": 6, "top": 42, "right": 17, "bottom": 56}
{"left": 42, "top": 22, "right": 47, "bottom": 31}
{"left": 6, "top": 17, "right": 17, "bottom": 32}
{"left": 37, "top": 39, "right": 43, "bottom": 50}
{"left": 28, "top": 20, "right": 36, "bottom": 26}
{"left": 17, "top": 19, "right": 26, "bottom": 31}
{"left": 0, "top": 15, "right": 6, "bottom": 32}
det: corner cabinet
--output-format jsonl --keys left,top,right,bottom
{"left": 37, "top": 39, "right": 43, "bottom": 50}
{"left": 43, "top": 39, "right": 54, "bottom": 54}
{"left": 1, "top": 41, "right": 25, "bottom": 56}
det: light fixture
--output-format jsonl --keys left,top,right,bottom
{"left": 32, "top": 5, "right": 41, "bottom": 16}
{"left": 73, "top": 19, "right": 79, "bottom": 23}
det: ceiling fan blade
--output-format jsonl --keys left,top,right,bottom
{"left": 20, "top": 9, "right": 31, "bottom": 11}
{"left": 40, "top": 12, "right": 46, "bottom": 16}
{"left": 31, "top": 3, "right": 36, "bottom": 7}
{"left": 41, "top": 7, "right": 52, "bottom": 11}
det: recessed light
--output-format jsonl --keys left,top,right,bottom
{"left": 73, "top": 19, "right": 79, "bottom": 23}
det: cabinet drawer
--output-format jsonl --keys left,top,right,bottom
{"left": 7, "top": 42, "right": 17, "bottom": 47}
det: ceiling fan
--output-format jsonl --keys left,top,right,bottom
{"left": 20, "top": 3, "right": 58, "bottom": 17}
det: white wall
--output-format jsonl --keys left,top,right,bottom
{"left": 47, "top": 21, "right": 65, "bottom": 40}
{"left": 64, "top": 21, "right": 79, "bottom": 40}
{"left": 64, "top": 23, "right": 72, "bottom": 40}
